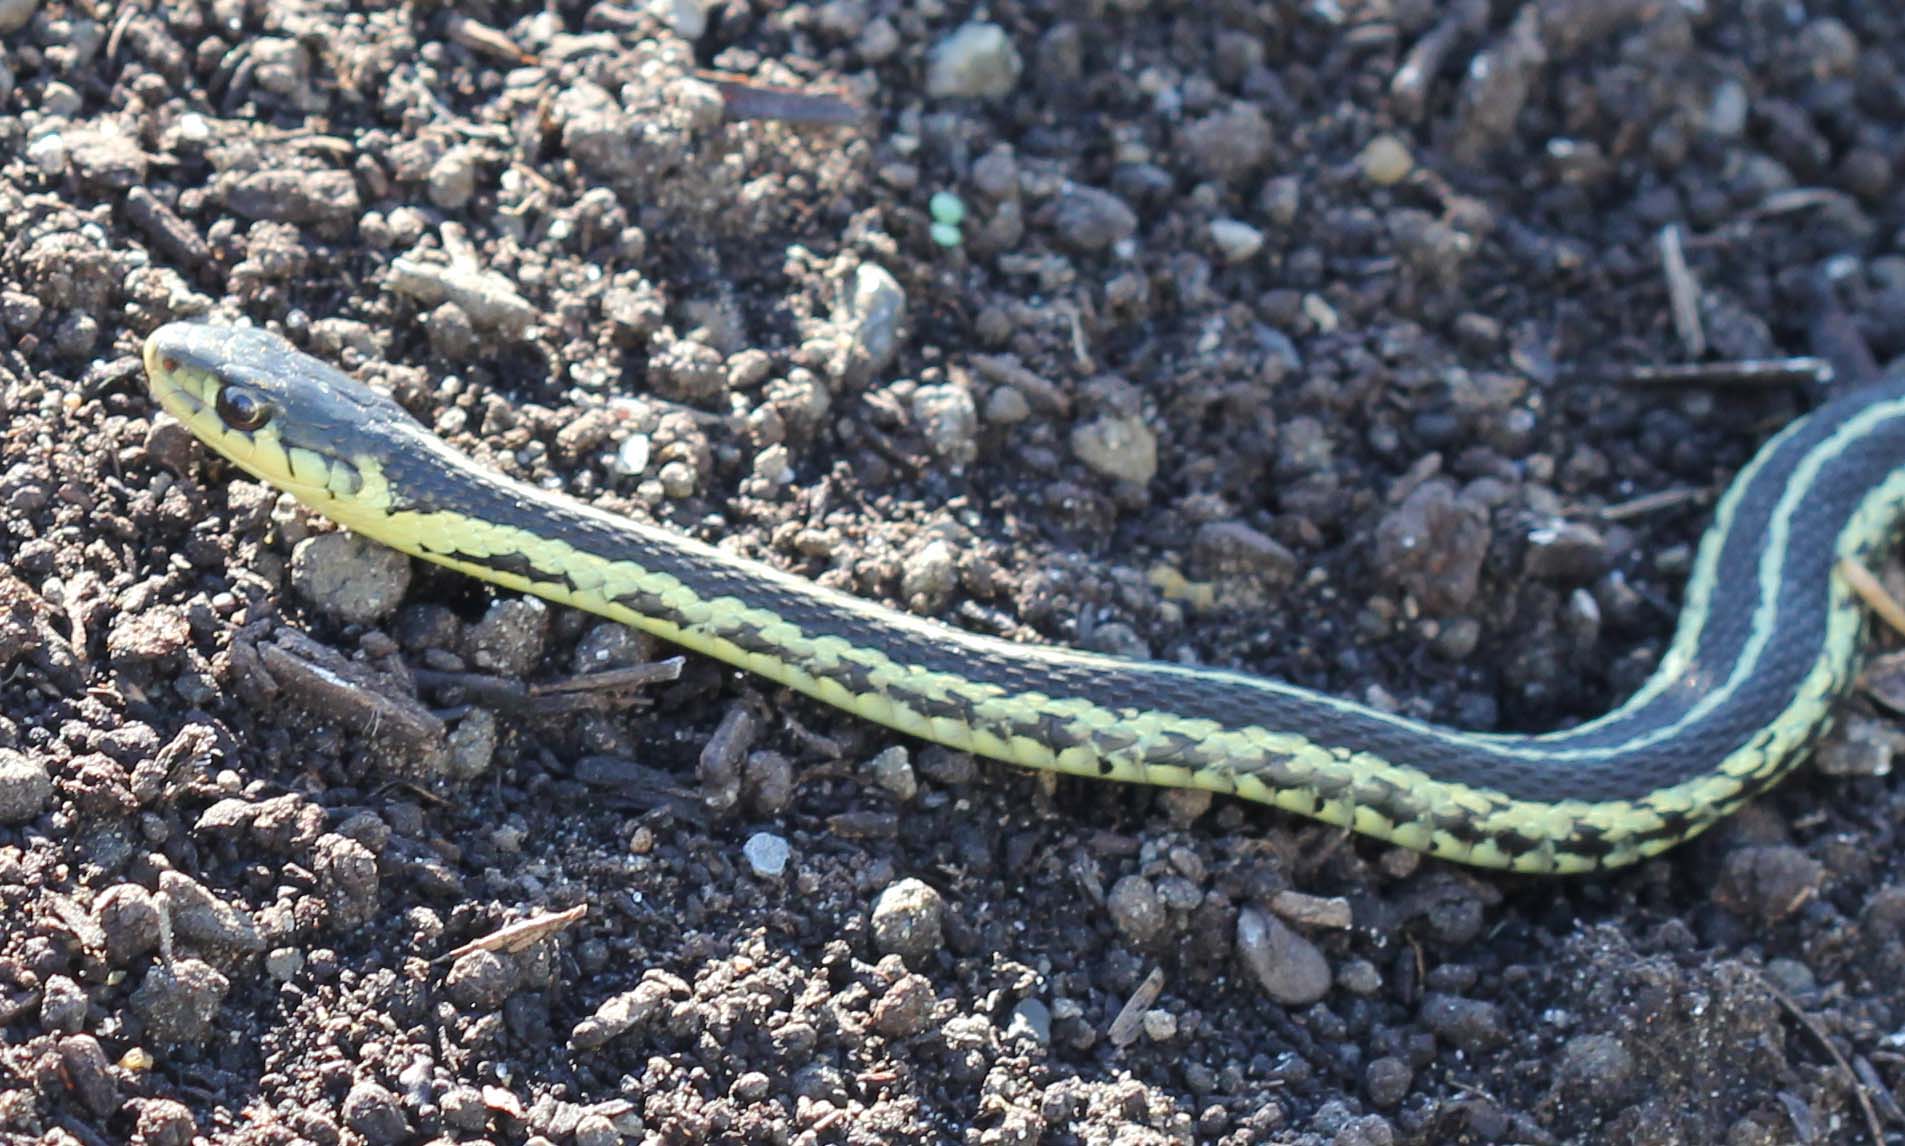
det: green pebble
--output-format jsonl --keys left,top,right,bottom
{"left": 929, "top": 221, "right": 964, "bottom": 248}
{"left": 929, "top": 191, "right": 967, "bottom": 226}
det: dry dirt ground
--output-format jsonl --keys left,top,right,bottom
{"left": 5, "top": 2, "right": 1905, "bottom": 1144}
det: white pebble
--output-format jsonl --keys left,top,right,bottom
{"left": 743, "top": 832, "right": 789, "bottom": 878}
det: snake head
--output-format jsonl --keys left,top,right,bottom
{"left": 142, "top": 322, "right": 423, "bottom": 512}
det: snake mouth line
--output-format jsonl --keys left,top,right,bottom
{"left": 139, "top": 320, "right": 1905, "bottom": 873}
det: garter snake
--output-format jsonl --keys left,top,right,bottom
{"left": 142, "top": 321, "right": 1905, "bottom": 873}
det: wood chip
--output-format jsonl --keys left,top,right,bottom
{"left": 1840, "top": 558, "right": 1905, "bottom": 639}
{"left": 441, "top": 904, "right": 587, "bottom": 962}
{"left": 1107, "top": 966, "right": 1166, "bottom": 1047}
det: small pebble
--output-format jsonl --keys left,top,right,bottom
{"left": 265, "top": 948, "right": 304, "bottom": 981}
{"left": 1107, "top": 875, "right": 1168, "bottom": 945}
{"left": 445, "top": 709, "right": 497, "bottom": 780}
{"left": 1374, "top": 482, "right": 1490, "bottom": 615}
{"left": 95, "top": 884, "right": 162, "bottom": 963}
{"left": 743, "top": 832, "right": 790, "bottom": 879}
{"left": 744, "top": 751, "right": 795, "bottom": 815}
{"left": 58, "top": 1034, "right": 119, "bottom": 1117}
{"left": 1523, "top": 522, "right": 1607, "bottom": 582}
{"left": 1071, "top": 414, "right": 1158, "bottom": 484}
{"left": 1007, "top": 998, "right": 1051, "bottom": 1044}
{"left": 290, "top": 533, "right": 411, "bottom": 625}
{"left": 444, "top": 948, "right": 517, "bottom": 1011}
{"left": 926, "top": 22, "right": 1022, "bottom": 100}
{"left": 1365, "top": 1056, "right": 1412, "bottom": 1107}
{"left": 869, "top": 745, "right": 918, "bottom": 801}
{"left": 1555, "top": 1033, "right": 1635, "bottom": 1104}
{"left": 342, "top": 1079, "right": 411, "bottom": 1146}
{"left": 1337, "top": 958, "right": 1382, "bottom": 995}
{"left": 574, "top": 1114, "right": 621, "bottom": 1146}
{"left": 427, "top": 147, "right": 478, "bottom": 210}
{"left": 1358, "top": 133, "right": 1414, "bottom": 185}
{"left": 0, "top": 748, "right": 52, "bottom": 823}
{"left": 462, "top": 597, "right": 548, "bottom": 677}
{"left": 870, "top": 972, "right": 936, "bottom": 1038}
{"left": 929, "top": 191, "right": 967, "bottom": 226}
{"left": 1714, "top": 844, "right": 1824, "bottom": 923}
{"left": 836, "top": 263, "right": 907, "bottom": 381}
{"left": 159, "top": 870, "right": 264, "bottom": 954}
{"left": 1236, "top": 907, "right": 1331, "bottom": 1006}
{"left": 40, "top": 974, "right": 87, "bottom": 1032}
{"left": 984, "top": 386, "right": 1031, "bottom": 424}
{"left": 135, "top": 1098, "right": 198, "bottom": 1146}
{"left": 1052, "top": 184, "right": 1138, "bottom": 252}
{"left": 1179, "top": 104, "right": 1274, "bottom": 182}
{"left": 1191, "top": 521, "right": 1296, "bottom": 586}
{"left": 1814, "top": 715, "right": 1899, "bottom": 776}
{"left": 870, "top": 878, "right": 945, "bottom": 965}
{"left": 1209, "top": 218, "right": 1264, "bottom": 263}
{"left": 0, "top": 0, "right": 40, "bottom": 34}
{"left": 1141, "top": 1009, "right": 1177, "bottom": 1042}
{"left": 131, "top": 958, "right": 230, "bottom": 1045}
{"left": 1420, "top": 993, "right": 1507, "bottom": 1052}
{"left": 910, "top": 383, "right": 979, "bottom": 467}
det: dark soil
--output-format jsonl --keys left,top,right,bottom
{"left": 5, "top": 2, "right": 1905, "bottom": 1144}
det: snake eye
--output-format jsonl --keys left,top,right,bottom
{"left": 215, "top": 385, "right": 272, "bottom": 431}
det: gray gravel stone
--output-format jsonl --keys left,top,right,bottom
{"left": 342, "top": 1079, "right": 411, "bottom": 1145}
{"left": 569, "top": 976, "right": 676, "bottom": 1050}
{"left": 869, "top": 746, "right": 918, "bottom": 801}
{"left": 445, "top": 708, "right": 497, "bottom": 780}
{"left": 1070, "top": 413, "right": 1158, "bottom": 484}
{"left": 649, "top": 335, "right": 727, "bottom": 402}
{"left": 1052, "top": 184, "right": 1137, "bottom": 252}
{"left": 1007, "top": 998, "right": 1051, "bottom": 1044}
{"left": 743, "top": 831, "right": 790, "bottom": 879}
{"left": 1237, "top": 907, "right": 1331, "bottom": 1006}
{"left": 911, "top": 384, "right": 979, "bottom": 468}
{"left": 870, "top": 878, "right": 946, "bottom": 965}
{"left": 1178, "top": 103, "right": 1274, "bottom": 182}
{"left": 131, "top": 958, "right": 230, "bottom": 1045}
{"left": 445, "top": 948, "right": 517, "bottom": 1011}
{"left": 1209, "top": 218, "right": 1264, "bottom": 263}
{"left": 0, "top": 748, "right": 51, "bottom": 823}
{"left": 1420, "top": 993, "right": 1507, "bottom": 1051}
{"left": 871, "top": 972, "right": 936, "bottom": 1038}
{"left": 926, "top": 22, "right": 1022, "bottom": 100}
{"left": 744, "top": 751, "right": 795, "bottom": 815}
{"left": 1365, "top": 1055, "right": 1412, "bottom": 1107}
{"left": 837, "top": 263, "right": 907, "bottom": 384}
{"left": 95, "top": 883, "right": 162, "bottom": 963}
{"left": 1524, "top": 522, "right": 1608, "bottom": 582}
{"left": 463, "top": 597, "right": 548, "bottom": 676}
{"left": 1374, "top": 480, "right": 1490, "bottom": 615}
{"left": 0, "top": 0, "right": 39, "bottom": 35}
{"left": 58, "top": 1034, "right": 119, "bottom": 1117}
{"left": 135, "top": 1098, "right": 197, "bottom": 1146}
{"left": 316, "top": 832, "right": 381, "bottom": 930}
{"left": 1107, "top": 875, "right": 1167, "bottom": 945}
{"left": 159, "top": 870, "right": 264, "bottom": 954}
{"left": 1555, "top": 1032, "right": 1635, "bottom": 1104}
{"left": 40, "top": 973, "right": 86, "bottom": 1032}
{"left": 1715, "top": 844, "right": 1824, "bottom": 923}
{"left": 901, "top": 539, "right": 959, "bottom": 609}
{"left": 1191, "top": 521, "right": 1297, "bottom": 586}
{"left": 290, "top": 532, "right": 411, "bottom": 625}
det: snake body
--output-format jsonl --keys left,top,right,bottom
{"left": 142, "top": 322, "right": 1905, "bottom": 873}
